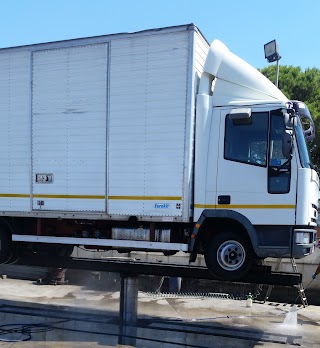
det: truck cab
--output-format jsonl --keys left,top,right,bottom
{"left": 192, "top": 40, "right": 319, "bottom": 280}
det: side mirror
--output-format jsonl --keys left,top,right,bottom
{"left": 301, "top": 118, "right": 315, "bottom": 142}
{"left": 282, "top": 130, "right": 293, "bottom": 159}
{"left": 283, "top": 111, "right": 295, "bottom": 129}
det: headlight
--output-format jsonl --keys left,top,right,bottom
{"left": 295, "top": 232, "right": 310, "bottom": 244}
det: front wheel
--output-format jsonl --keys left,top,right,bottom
{"left": 204, "top": 231, "right": 253, "bottom": 281}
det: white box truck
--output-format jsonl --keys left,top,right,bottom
{"left": 0, "top": 24, "right": 318, "bottom": 280}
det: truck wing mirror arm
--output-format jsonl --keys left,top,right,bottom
{"left": 283, "top": 109, "right": 295, "bottom": 129}
{"left": 282, "top": 130, "right": 293, "bottom": 159}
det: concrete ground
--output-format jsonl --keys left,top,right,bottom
{"left": 0, "top": 277, "right": 319, "bottom": 347}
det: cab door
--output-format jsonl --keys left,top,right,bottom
{"left": 215, "top": 108, "right": 297, "bottom": 226}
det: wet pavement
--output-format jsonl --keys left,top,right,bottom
{"left": 0, "top": 277, "right": 319, "bottom": 347}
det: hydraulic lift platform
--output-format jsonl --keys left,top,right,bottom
{"left": 15, "top": 256, "right": 302, "bottom": 286}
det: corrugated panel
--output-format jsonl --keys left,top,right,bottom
{"left": 195, "top": 32, "right": 209, "bottom": 77}
{"left": 108, "top": 32, "right": 190, "bottom": 218}
{"left": 32, "top": 44, "right": 108, "bottom": 211}
{"left": 0, "top": 51, "right": 31, "bottom": 211}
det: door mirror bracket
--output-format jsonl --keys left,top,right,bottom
{"left": 282, "top": 130, "right": 293, "bottom": 159}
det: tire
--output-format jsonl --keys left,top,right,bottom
{"left": 204, "top": 231, "right": 253, "bottom": 281}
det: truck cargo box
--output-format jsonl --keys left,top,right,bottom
{"left": 0, "top": 24, "right": 208, "bottom": 222}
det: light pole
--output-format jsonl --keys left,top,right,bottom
{"left": 264, "top": 40, "right": 281, "bottom": 87}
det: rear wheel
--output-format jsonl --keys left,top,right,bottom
{"left": 204, "top": 231, "right": 253, "bottom": 281}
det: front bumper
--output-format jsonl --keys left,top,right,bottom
{"left": 292, "top": 228, "right": 317, "bottom": 258}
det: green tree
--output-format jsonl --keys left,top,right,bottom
{"left": 260, "top": 65, "right": 320, "bottom": 164}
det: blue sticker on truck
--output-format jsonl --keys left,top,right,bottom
{"left": 154, "top": 203, "right": 170, "bottom": 209}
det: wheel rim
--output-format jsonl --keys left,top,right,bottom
{"left": 216, "top": 240, "right": 246, "bottom": 271}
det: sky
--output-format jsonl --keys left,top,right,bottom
{"left": 1, "top": 0, "right": 319, "bottom": 70}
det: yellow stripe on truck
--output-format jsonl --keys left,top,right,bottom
{"left": 33, "top": 194, "right": 105, "bottom": 199}
{"left": 0, "top": 193, "right": 30, "bottom": 198}
{"left": 108, "top": 195, "right": 182, "bottom": 201}
{"left": 194, "top": 204, "right": 296, "bottom": 209}
{"left": 0, "top": 194, "right": 182, "bottom": 201}
{"left": 0, "top": 194, "right": 105, "bottom": 199}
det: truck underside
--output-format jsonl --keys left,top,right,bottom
{"left": 0, "top": 213, "right": 316, "bottom": 282}
{"left": 0, "top": 216, "right": 190, "bottom": 262}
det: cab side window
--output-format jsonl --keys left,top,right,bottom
{"left": 268, "top": 112, "right": 291, "bottom": 194}
{"left": 224, "top": 112, "right": 268, "bottom": 167}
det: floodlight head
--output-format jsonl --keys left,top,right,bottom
{"left": 264, "top": 40, "right": 281, "bottom": 63}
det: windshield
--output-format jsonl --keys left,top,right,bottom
{"left": 295, "top": 117, "right": 312, "bottom": 169}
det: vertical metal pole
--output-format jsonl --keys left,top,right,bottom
{"left": 119, "top": 274, "right": 138, "bottom": 346}
{"left": 275, "top": 59, "right": 280, "bottom": 88}
{"left": 169, "top": 277, "right": 182, "bottom": 293}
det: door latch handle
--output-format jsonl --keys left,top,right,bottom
{"left": 218, "top": 195, "right": 231, "bottom": 204}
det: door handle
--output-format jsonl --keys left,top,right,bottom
{"left": 218, "top": 195, "right": 231, "bottom": 204}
